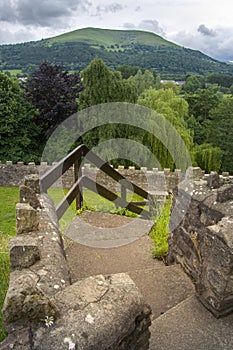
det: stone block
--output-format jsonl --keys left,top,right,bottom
{"left": 20, "top": 185, "right": 41, "bottom": 209}
{"left": 32, "top": 273, "right": 152, "bottom": 350}
{"left": 217, "top": 184, "right": 233, "bottom": 203}
{"left": 24, "top": 174, "right": 40, "bottom": 194}
{"left": 207, "top": 172, "right": 220, "bottom": 189}
{"left": 16, "top": 203, "right": 39, "bottom": 234}
{"left": 2, "top": 271, "right": 58, "bottom": 328}
{"left": 10, "top": 236, "right": 41, "bottom": 270}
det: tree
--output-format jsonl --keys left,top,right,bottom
{"left": 137, "top": 88, "right": 193, "bottom": 169}
{"left": 25, "top": 61, "right": 83, "bottom": 140}
{"left": 128, "top": 69, "right": 155, "bottom": 95}
{"left": 206, "top": 96, "right": 233, "bottom": 173}
{"left": 192, "top": 143, "right": 222, "bottom": 173}
{"left": 0, "top": 73, "right": 39, "bottom": 162}
{"left": 79, "top": 58, "right": 137, "bottom": 109}
{"left": 182, "top": 75, "right": 205, "bottom": 93}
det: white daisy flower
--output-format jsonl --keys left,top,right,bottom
{"left": 44, "top": 315, "right": 54, "bottom": 327}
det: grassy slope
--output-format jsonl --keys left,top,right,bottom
{"left": 0, "top": 187, "right": 19, "bottom": 342}
{"left": 48, "top": 27, "right": 179, "bottom": 48}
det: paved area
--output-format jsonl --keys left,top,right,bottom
{"left": 149, "top": 296, "right": 233, "bottom": 350}
{"left": 65, "top": 211, "right": 194, "bottom": 319}
{"left": 64, "top": 211, "right": 233, "bottom": 350}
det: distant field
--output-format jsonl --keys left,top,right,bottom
{"left": 2, "top": 69, "right": 23, "bottom": 76}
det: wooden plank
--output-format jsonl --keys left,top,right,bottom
{"left": 82, "top": 145, "right": 149, "bottom": 199}
{"left": 40, "top": 144, "right": 87, "bottom": 192}
{"left": 56, "top": 176, "right": 84, "bottom": 220}
{"left": 82, "top": 176, "right": 150, "bottom": 219}
{"left": 74, "top": 157, "right": 83, "bottom": 210}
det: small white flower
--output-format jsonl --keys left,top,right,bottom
{"left": 54, "top": 284, "right": 60, "bottom": 289}
{"left": 98, "top": 280, "right": 104, "bottom": 286}
{"left": 44, "top": 316, "right": 54, "bottom": 327}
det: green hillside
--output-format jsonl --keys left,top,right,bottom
{"left": 48, "top": 27, "right": 178, "bottom": 47}
{"left": 0, "top": 27, "right": 232, "bottom": 79}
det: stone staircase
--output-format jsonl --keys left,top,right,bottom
{"left": 64, "top": 211, "right": 233, "bottom": 350}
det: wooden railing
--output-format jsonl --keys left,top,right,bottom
{"left": 40, "top": 144, "right": 152, "bottom": 220}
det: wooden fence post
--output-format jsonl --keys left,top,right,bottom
{"left": 74, "top": 158, "right": 83, "bottom": 210}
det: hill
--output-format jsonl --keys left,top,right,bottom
{"left": 1, "top": 27, "right": 233, "bottom": 79}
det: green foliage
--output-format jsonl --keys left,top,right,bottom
{"left": 0, "top": 73, "right": 40, "bottom": 163}
{"left": 0, "top": 187, "right": 19, "bottom": 341}
{"left": 25, "top": 62, "right": 83, "bottom": 142}
{"left": 150, "top": 197, "right": 172, "bottom": 258}
{"left": 137, "top": 88, "right": 193, "bottom": 170}
{"left": 192, "top": 143, "right": 222, "bottom": 173}
{"left": 128, "top": 69, "right": 155, "bottom": 95}
{"left": 181, "top": 75, "right": 205, "bottom": 93}
{"left": 206, "top": 95, "right": 233, "bottom": 173}
{"left": 79, "top": 58, "right": 137, "bottom": 109}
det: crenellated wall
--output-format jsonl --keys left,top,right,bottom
{"left": 1, "top": 161, "right": 233, "bottom": 196}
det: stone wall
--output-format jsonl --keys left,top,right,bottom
{"left": 1, "top": 174, "right": 152, "bottom": 350}
{"left": 0, "top": 161, "right": 184, "bottom": 192}
{"left": 167, "top": 172, "right": 233, "bottom": 318}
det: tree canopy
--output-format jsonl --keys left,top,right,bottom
{"left": 0, "top": 73, "right": 39, "bottom": 162}
{"left": 25, "top": 61, "right": 83, "bottom": 141}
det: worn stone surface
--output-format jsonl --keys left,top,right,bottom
{"left": 24, "top": 174, "right": 40, "bottom": 194}
{"left": 2, "top": 270, "right": 58, "bottom": 330}
{"left": 167, "top": 177, "right": 233, "bottom": 317}
{"left": 20, "top": 185, "right": 42, "bottom": 209}
{"left": 32, "top": 274, "right": 152, "bottom": 350}
{"left": 0, "top": 328, "right": 31, "bottom": 350}
{"left": 217, "top": 184, "right": 233, "bottom": 203}
{"left": 207, "top": 171, "right": 221, "bottom": 189}
{"left": 10, "top": 236, "right": 41, "bottom": 269}
{"left": 16, "top": 203, "right": 39, "bottom": 234}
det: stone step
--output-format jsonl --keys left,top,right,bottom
{"left": 127, "top": 264, "right": 195, "bottom": 320}
{"left": 149, "top": 296, "right": 233, "bottom": 350}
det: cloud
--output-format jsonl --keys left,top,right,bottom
{"left": 168, "top": 25, "right": 233, "bottom": 61}
{"left": 197, "top": 24, "right": 216, "bottom": 37}
{"left": 96, "top": 2, "right": 124, "bottom": 15}
{"left": 0, "top": 0, "right": 92, "bottom": 27}
{"left": 123, "top": 19, "right": 165, "bottom": 36}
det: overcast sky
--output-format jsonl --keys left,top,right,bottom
{"left": 0, "top": 0, "right": 233, "bottom": 61}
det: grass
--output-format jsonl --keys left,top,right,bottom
{"left": 48, "top": 27, "right": 178, "bottom": 47}
{"left": 48, "top": 188, "right": 142, "bottom": 232}
{"left": 149, "top": 196, "right": 172, "bottom": 259}
{"left": 0, "top": 187, "right": 19, "bottom": 342}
